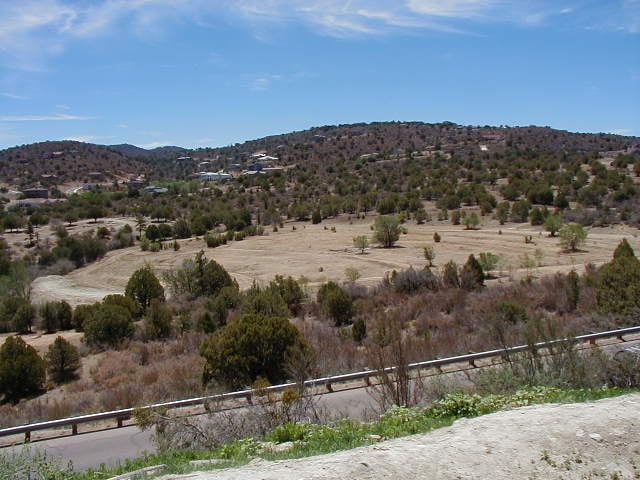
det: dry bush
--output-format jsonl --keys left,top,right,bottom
{"left": 138, "top": 384, "right": 326, "bottom": 452}
{"left": 295, "top": 318, "right": 363, "bottom": 375}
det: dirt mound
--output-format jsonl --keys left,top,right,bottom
{"left": 162, "top": 394, "right": 640, "bottom": 480}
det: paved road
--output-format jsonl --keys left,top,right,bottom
{"left": 7, "top": 386, "right": 379, "bottom": 471}
{"left": 7, "top": 425, "right": 153, "bottom": 471}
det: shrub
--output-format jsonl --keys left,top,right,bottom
{"left": 201, "top": 313, "right": 309, "bottom": 389}
{"left": 352, "top": 318, "right": 367, "bottom": 343}
{"left": 423, "top": 245, "right": 435, "bottom": 267}
{"left": 373, "top": 215, "right": 401, "bottom": 248}
{"left": 204, "top": 233, "right": 226, "bottom": 248}
{"left": 462, "top": 212, "right": 480, "bottom": 230}
{"left": 392, "top": 267, "right": 439, "bottom": 294}
{"left": 442, "top": 260, "right": 460, "bottom": 288}
{"left": 125, "top": 264, "right": 165, "bottom": 312}
{"left": 353, "top": 235, "right": 369, "bottom": 254}
{"left": 39, "top": 300, "right": 72, "bottom": 333}
{"left": 0, "top": 337, "right": 45, "bottom": 403}
{"left": 83, "top": 304, "right": 135, "bottom": 348}
{"left": 144, "top": 299, "right": 173, "bottom": 340}
{"left": 460, "top": 254, "right": 484, "bottom": 290}
{"left": 317, "top": 281, "right": 354, "bottom": 326}
{"left": 45, "top": 336, "right": 80, "bottom": 384}
{"left": 543, "top": 214, "right": 564, "bottom": 237}
{"left": 103, "top": 294, "right": 140, "bottom": 318}
{"left": 72, "top": 303, "right": 97, "bottom": 332}
{"left": 596, "top": 240, "right": 640, "bottom": 314}
{"left": 163, "top": 251, "right": 237, "bottom": 299}
{"left": 242, "top": 285, "right": 290, "bottom": 318}
{"left": 558, "top": 223, "right": 587, "bottom": 252}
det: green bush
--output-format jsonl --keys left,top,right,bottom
{"left": 317, "top": 282, "right": 353, "bottom": 326}
{"left": 45, "top": 336, "right": 80, "bottom": 384}
{"left": 83, "top": 304, "right": 135, "bottom": 348}
{"left": 0, "top": 337, "right": 45, "bottom": 403}
{"left": 201, "top": 313, "right": 308, "bottom": 389}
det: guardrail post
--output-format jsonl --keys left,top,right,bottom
{"left": 468, "top": 352, "right": 477, "bottom": 368}
{"left": 617, "top": 334, "right": 625, "bottom": 342}
{"left": 24, "top": 431, "right": 30, "bottom": 443}
{"left": 589, "top": 338, "right": 597, "bottom": 346}
{"left": 246, "top": 393, "right": 253, "bottom": 405}
{"left": 325, "top": 383, "right": 333, "bottom": 392}
{"left": 72, "top": 424, "right": 78, "bottom": 435}
{"left": 364, "top": 377, "right": 371, "bottom": 387}
{"left": 117, "top": 417, "right": 123, "bottom": 428}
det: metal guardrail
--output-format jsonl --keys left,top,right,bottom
{"left": 1, "top": 325, "right": 638, "bottom": 443}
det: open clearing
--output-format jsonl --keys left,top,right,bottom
{"left": 161, "top": 394, "right": 640, "bottom": 480}
{"left": 31, "top": 215, "right": 640, "bottom": 307}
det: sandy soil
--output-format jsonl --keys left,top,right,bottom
{"left": 161, "top": 394, "right": 640, "bottom": 480}
{"left": 30, "top": 215, "right": 640, "bottom": 306}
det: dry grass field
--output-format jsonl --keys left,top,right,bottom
{"left": 29, "top": 213, "right": 640, "bottom": 307}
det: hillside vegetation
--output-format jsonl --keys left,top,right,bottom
{"left": 0, "top": 121, "right": 639, "bottom": 433}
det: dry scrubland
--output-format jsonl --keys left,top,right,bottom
{"left": 29, "top": 214, "right": 640, "bottom": 307}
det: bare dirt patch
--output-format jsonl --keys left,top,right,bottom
{"left": 162, "top": 394, "right": 640, "bottom": 480}
{"left": 30, "top": 215, "right": 640, "bottom": 306}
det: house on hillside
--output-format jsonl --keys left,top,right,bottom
{"left": 199, "top": 171, "right": 231, "bottom": 182}
{"left": 21, "top": 188, "right": 49, "bottom": 199}
{"left": 144, "top": 186, "right": 169, "bottom": 194}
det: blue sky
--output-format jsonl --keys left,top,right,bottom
{"left": 0, "top": 1, "right": 638, "bottom": 150}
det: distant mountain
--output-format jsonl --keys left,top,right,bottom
{"left": 193, "top": 122, "right": 640, "bottom": 171}
{"left": 108, "top": 144, "right": 187, "bottom": 160}
{"left": 2, "top": 123, "right": 638, "bottom": 188}
{"left": 0, "top": 141, "right": 150, "bottom": 188}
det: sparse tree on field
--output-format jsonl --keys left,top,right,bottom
{"left": 423, "top": 246, "right": 436, "bottom": 267}
{"left": 544, "top": 214, "right": 564, "bottom": 237}
{"left": 558, "top": 224, "right": 587, "bottom": 252}
{"left": 125, "top": 264, "right": 165, "bottom": 313}
{"left": 373, "top": 215, "right": 401, "bottom": 248}
{"left": 135, "top": 215, "right": 147, "bottom": 239}
{"left": 45, "top": 336, "right": 80, "bottom": 384}
{"left": 353, "top": 235, "right": 369, "bottom": 254}
{"left": 344, "top": 267, "right": 361, "bottom": 283}
{"left": 462, "top": 212, "right": 480, "bottom": 230}
{"left": 478, "top": 252, "right": 499, "bottom": 276}
{"left": 496, "top": 201, "right": 510, "bottom": 225}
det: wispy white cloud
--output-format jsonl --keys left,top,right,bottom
{"left": 0, "top": 1, "right": 638, "bottom": 70}
{"left": 251, "top": 73, "right": 284, "bottom": 91}
{"left": 1, "top": 92, "right": 29, "bottom": 100}
{"left": 64, "top": 134, "right": 114, "bottom": 143}
{"left": 0, "top": 113, "right": 93, "bottom": 122}
{"left": 139, "top": 140, "right": 175, "bottom": 149}
{"left": 608, "top": 128, "right": 635, "bottom": 136}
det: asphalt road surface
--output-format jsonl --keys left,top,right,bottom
{"left": 6, "top": 386, "right": 380, "bottom": 471}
